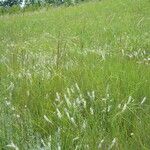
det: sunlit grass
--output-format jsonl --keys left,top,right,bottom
{"left": 0, "top": 0, "right": 150, "bottom": 149}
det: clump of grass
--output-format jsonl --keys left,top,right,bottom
{"left": 0, "top": 0, "right": 150, "bottom": 149}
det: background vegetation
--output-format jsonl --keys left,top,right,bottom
{"left": 0, "top": 0, "right": 91, "bottom": 15}
{"left": 0, "top": 0, "right": 150, "bottom": 149}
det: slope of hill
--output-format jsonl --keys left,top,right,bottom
{"left": 0, "top": 0, "right": 150, "bottom": 149}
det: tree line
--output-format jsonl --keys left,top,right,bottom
{"left": 0, "top": 0, "right": 85, "bottom": 8}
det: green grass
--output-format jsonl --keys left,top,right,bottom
{"left": 0, "top": 0, "right": 150, "bottom": 149}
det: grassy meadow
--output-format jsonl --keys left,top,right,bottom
{"left": 0, "top": 0, "right": 150, "bottom": 149}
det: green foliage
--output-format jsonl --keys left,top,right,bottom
{"left": 0, "top": 0, "right": 150, "bottom": 149}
